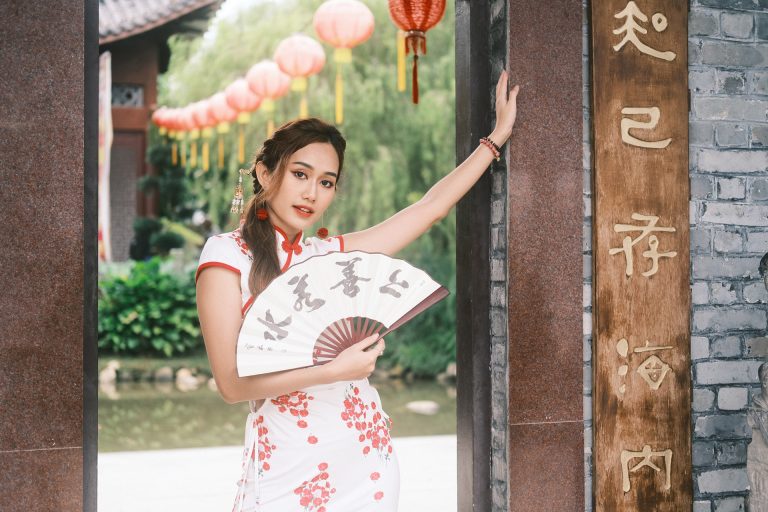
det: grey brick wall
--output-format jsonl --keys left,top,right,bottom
{"left": 689, "top": 1, "right": 768, "bottom": 510}
{"left": 490, "top": 1, "right": 510, "bottom": 510}
{"left": 582, "top": 1, "right": 594, "bottom": 511}
{"left": 583, "top": 2, "right": 767, "bottom": 511}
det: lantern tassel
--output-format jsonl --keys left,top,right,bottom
{"left": 238, "top": 125, "right": 245, "bottom": 164}
{"left": 172, "top": 142, "right": 178, "bottom": 166}
{"left": 397, "top": 30, "right": 406, "bottom": 92}
{"left": 335, "top": 64, "right": 344, "bottom": 124}
{"left": 181, "top": 140, "right": 187, "bottom": 167}
{"left": 218, "top": 135, "right": 224, "bottom": 168}
{"left": 412, "top": 54, "right": 419, "bottom": 104}
{"left": 300, "top": 92, "right": 308, "bottom": 119}
{"left": 202, "top": 141, "right": 210, "bottom": 172}
{"left": 191, "top": 142, "right": 198, "bottom": 168}
{"left": 267, "top": 117, "right": 275, "bottom": 138}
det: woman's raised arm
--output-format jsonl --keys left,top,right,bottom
{"left": 342, "top": 70, "right": 519, "bottom": 256}
{"left": 196, "top": 267, "right": 386, "bottom": 403}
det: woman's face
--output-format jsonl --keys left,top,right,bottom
{"left": 264, "top": 142, "right": 340, "bottom": 237}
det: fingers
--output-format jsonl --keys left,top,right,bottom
{"left": 357, "top": 333, "right": 381, "bottom": 351}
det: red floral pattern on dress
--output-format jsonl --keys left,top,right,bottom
{"left": 226, "top": 229, "right": 253, "bottom": 261}
{"left": 340, "top": 384, "right": 393, "bottom": 460}
{"left": 271, "top": 390, "right": 314, "bottom": 428}
{"left": 293, "top": 462, "right": 336, "bottom": 511}
{"left": 252, "top": 415, "right": 276, "bottom": 476}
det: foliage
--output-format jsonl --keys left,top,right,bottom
{"left": 154, "top": 0, "right": 457, "bottom": 375}
{"left": 98, "top": 257, "right": 201, "bottom": 357}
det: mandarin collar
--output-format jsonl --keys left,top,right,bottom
{"left": 273, "top": 224, "right": 304, "bottom": 255}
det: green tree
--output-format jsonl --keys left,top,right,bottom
{"left": 158, "top": 0, "right": 457, "bottom": 376}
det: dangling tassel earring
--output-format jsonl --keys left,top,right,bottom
{"left": 256, "top": 206, "right": 269, "bottom": 221}
{"left": 230, "top": 169, "right": 245, "bottom": 214}
{"left": 316, "top": 211, "right": 328, "bottom": 239}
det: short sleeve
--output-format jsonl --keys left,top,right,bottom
{"left": 195, "top": 234, "right": 244, "bottom": 284}
{"left": 303, "top": 234, "right": 344, "bottom": 255}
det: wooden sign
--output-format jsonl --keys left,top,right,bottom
{"left": 591, "top": 1, "right": 691, "bottom": 510}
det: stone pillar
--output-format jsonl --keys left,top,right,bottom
{"left": 506, "top": 0, "right": 585, "bottom": 510}
{"left": 0, "top": 1, "right": 94, "bottom": 510}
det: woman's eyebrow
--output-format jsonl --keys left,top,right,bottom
{"left": 292, "top": 160, "right": 338, "bottom": 178}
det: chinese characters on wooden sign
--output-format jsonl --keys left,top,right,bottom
{"left": 591, "top": 1, "right": 691, "bottom": 510}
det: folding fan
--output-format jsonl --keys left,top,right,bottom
{"left": 236, "top": 250, "right": 449, "bottom": 377}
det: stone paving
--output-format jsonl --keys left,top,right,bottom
{"left": 98, "top": 435, "right": 457, "bottom": 511}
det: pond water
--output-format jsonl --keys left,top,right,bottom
{"left": 98, "top": 379, "right": 456, "bottom": 452}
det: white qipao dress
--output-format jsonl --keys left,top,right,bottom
{"left": 196, "top": 225, "right": 400, "bottom": 512}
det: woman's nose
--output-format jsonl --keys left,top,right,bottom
{"left": 303, "top": 182, "right": 316, "bottom": 201}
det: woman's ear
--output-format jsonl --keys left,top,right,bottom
{"left": 253, "top": 162, "right": 272, "bottom": 191}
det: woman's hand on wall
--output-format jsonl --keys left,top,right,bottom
{"left": 490, "top": 70, "right": 520, "bottom": 146}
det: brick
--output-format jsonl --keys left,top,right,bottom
{"left": 690, "top": 10, "right": 719, "bottom": 37}
{"left": 751, "top": 125, "right": 768, "bottom": 147}
{"left": 584, "top": 196, "right": 592, "bottom": 218}
{"left": 715, "top": 123, "right": 748, "bottom": 147}
{"left": 717, "top": 72, "right": 747, "bottom": 96}
{"left": 713, "top": 231, "right": 743, "bottom": 253}
{"left": 690, "top": 68, "right": 717, "bottom": 94}
{"left": 694, "top": 97, "right": 768, "bottom": 123}
{"left": 694, "top": 308, "right": 766, "bottom": 332}
{"left": 743, "top": 281, "right": 768, "bottom": 303}
{"left": 691, "top": 121, "right": 715, "bottom": 147}
{"left": 490, "top": 284, "right": 506, "bottom": 307}
{"left": 584, "top": 336, "right": 592, "bottom": 363}
{"left": 583, "top": 283, "right": 591, "bottom": 308}
{"left": 583, "top": 223, "right": 591, "bottom": 252}
{"left": 750, "top": 71, "right": 768, "bottom": 95}
{"left": 697, "top": 148, "right": 768, "bottom": 173}
{"left": 492, "top": 171, "right": 504, "bottom": 195}
{"left": 694, "top": 387, "right": 716, "bottom": 412}
{"left": 750, "top": 178, "right": 768, "bottom": 201}
{"left": 692, "top": 255, "right": 761, "bottom": 279}
{"left": 711, "top": 336, "right": 741, "bottom": 357}
{"left": 491, "top": 226, "right": 505, "bottom": 251}
{"left": 490, "top": 258, "right": 505, "bottom": 281}
{"left": 584, "top": 254, "right": 592, "bottom": 280}
{"left": 692, "top": 201, "right": 700, "bottom": 225}
{"left": 700, "top": 40, "right": 768, "bottom": 67}
{"left": 491, "top": 199, "right": 504, "bottom": 225}
{"left": 759, "top": 13, "right": 768, "bottom": 41}
{"left": 716, "top": 440, "right": 748, "bottom": 465}
{"left": 701, "top": 203, "right": 768, "bottom": 227}
{"left": 746, "top": 336, "right": 768, "bottom": 357}
{"left": 695, "top": 415, "right": 750, "bottom": 440}
{"left": 746, "top": 230, "right": 768, "bottom": 252}
{"left": 692, "top": 175, "right": 715, "bottom": 200}
{"left": 694, "top": 502, "right": 712, "bottom": 512}
{"left": 714, "top": 496, "right": 745, "bottom": 512}
{"left": 696, "top": 360, "right": 764, "bottom": 385}
{"left": 491, "top": 310, "right": 505, "bottom": 337}
{"left": 697, "top": 468, "right": 750, "bottom": 494}
{"left": 693, "top": 281, "right": 710, "bottom": 305}
{"left": 698, "top": 0, "right": 761, "bottom": 11}
{"left": 693, "top": 440, "right": 716, "bottom": 466}
{"left": 690, "top": 39, "right": 703, "bottom": 65}
{"left": 721, "top": 12, "right": 754, "bottom": 39}
{"left": 583, "top": 311, "right": 592, "bottom": 336}
{"left": 693, "top": 336, "right": 711, "bottom": 361}
{"left": 718, "top": 388, "right": 749, "bottom": 411}
{"left": 692, "top": 227, "right": 712, "bottom": 253}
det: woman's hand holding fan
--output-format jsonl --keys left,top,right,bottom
{"left": 236, "top": 251, "right": 448, "bottom": 377}
{"left": 324, "top": 333, "right": 385, "bottom": 381}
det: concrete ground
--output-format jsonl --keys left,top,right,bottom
{"left": 98, "top": 435, "right": 457, "bottom": 512}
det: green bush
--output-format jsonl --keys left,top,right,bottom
{"left": 98, "top": 257, "right": 201, "bottom": 357}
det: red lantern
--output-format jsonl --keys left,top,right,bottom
{"left": 313, "top": 0, "right": 375, "bottom": 124}
{"left": 225, "top": 79, "right": 263, "bottom": 164}
{"left": 388, "top": 0, "right": 446, "bottom": 104}
{"left": 246, "top": 60, "right": 291, "bottom": 137}
{"left": 274, "top": 34, "right": 326, "bottom": 118}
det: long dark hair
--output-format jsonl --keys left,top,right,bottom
{"left": 240, "top": 117, "right": 346, "bottom": 299}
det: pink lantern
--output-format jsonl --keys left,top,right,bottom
{"left": 225, "top": 79, "right": 264, "bottom": 164}
{"left": 246, "top": 60, "right": 291, "bottom": 137}
{"left": 313, "top": 0, "right": 375, "bottom": 124}
{"left": 274, "top": 34, "right": 326, "bottom": 118}
{"left": 209, "top": 92, "right": 238, "bottom": 168}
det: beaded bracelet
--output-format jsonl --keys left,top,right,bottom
{"left": 481, "top": 136, "right": 502, "bottom": 154}
{"left": 479, "top": 137, "right": 500, "bottom": 161}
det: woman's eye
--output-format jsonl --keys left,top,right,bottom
{"left": 293, "top": 171, "right": 306, "bottom": 179}
{"left": 321, "top": 180, "right": 335, "bottom": 188}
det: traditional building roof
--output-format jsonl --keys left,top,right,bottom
{"left": 99, "top": 0, "right": 220, "bottom": 45}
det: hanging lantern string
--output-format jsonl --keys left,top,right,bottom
{"left": 405, "top": 30, "right": 426, "bottom": 104}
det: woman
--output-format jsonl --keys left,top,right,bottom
{"left": 196, "top": 70, "right": 519, "bottom": 511}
